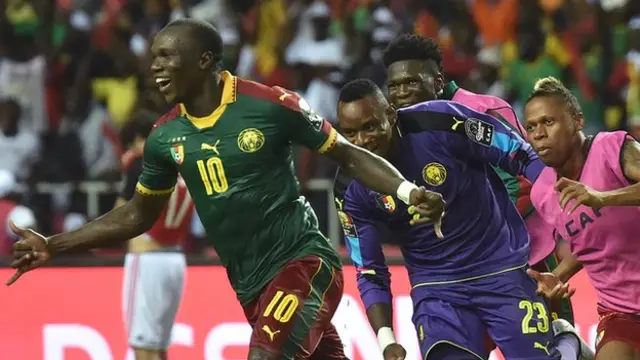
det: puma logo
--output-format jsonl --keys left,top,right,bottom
{"left": 534, "top": 341, "right": 550, "bottom": 355}
{"left": 451, "top": 117, "right": 465, "bottom": 131}
{"left": 201, "top": 140, "right": 220, "bottom": 155}
{"left": 262, "top": 325, "right": 281, "bottom": 342}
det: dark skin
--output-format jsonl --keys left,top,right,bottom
{"left": 7, "top": 22, "right": 444, "bottom": 360}
{"left": 337, "top": 93, "right": 445, "bottom": 360}
{"left": 524, "top": 95, "right": 640, "bottom": 360}
{"left": 386, "top": 59, "right": 443, "bottom": 109}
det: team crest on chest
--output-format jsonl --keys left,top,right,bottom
{"left": 237, "top": 128, "right": 265, "bottom": 153}
{"left": 422, "top": 162, "right": 447, "bottom": 186}
{"left": 169, "top": 137, "right": 186, "bottom": 164}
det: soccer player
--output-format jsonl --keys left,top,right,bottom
{"left": 5, "top": 19, "right": 445, "bottom": 360}
{"left": 118, "top": 113, "right": 197, "bottom": 360}
{"left": 335, "top": 79, "right": 558, "bottom": 360}
{"left": 524, "top": 77, "right": 640, "bottom": 360}
{"left": 381, "top": 33, "right": 577, "bottom": 326}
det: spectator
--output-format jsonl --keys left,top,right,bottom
{"left": 0, "top": 169, "right": 36, "bottom": 256}
{"left": 0, "top": 98, "right": 40, "bottom": 180}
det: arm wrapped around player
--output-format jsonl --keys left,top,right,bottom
{"left": 276, "top": 88, "right": 445, "bottom": 230}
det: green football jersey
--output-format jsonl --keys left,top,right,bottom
{"left": 137, "top": 72, "right": 342, "bottom": 304}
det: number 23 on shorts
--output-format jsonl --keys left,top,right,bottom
{"left": 519, "top": 300, "right": 549, "bottom": 334}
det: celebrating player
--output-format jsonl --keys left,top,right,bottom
{"left": 5, "top": 19, "right": 445, "bottom": 360}
{"left": 382, "top": 33, "right": 578, "bottom": 328}
{"left": 524, "top": 77, "right": 640, "bottom": 360}
{"left": 118, "top": 113, "right": 198, "bottom": 360}
{"left": 335, "top": 79, "right": 558, "bottom": 360}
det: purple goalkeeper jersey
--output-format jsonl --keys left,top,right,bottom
{"left": 341, "top": 100, "right": 545, "bottom": 308}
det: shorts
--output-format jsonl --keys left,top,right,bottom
{"left": 122, "top": 252, "right": 186, "bottom": 350}
{"left": 412, "top": 267, "right": 559, "bottom": 360}
{"left": 531, "top": 252, "right": 575, "bottom": 325}
{"left": 242, "top": 255, "right": 347, "bottom": 360}
{"left": 595, "top": 306, "right": 640, "bottom": 353}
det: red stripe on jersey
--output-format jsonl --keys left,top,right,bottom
{"left": 121, "top": 149, "right": 143, "bottom": 171}
{"left": 320, "top": 118, "right": 333, "bottom": 136}
{"left": 235, "top": 77, "right": 306, "bottom": 113}
{"left": 152, "top": 105, "right": 182, "bottom": 131}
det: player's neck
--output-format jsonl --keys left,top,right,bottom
{"left": 182, "top": 76, "right": 223, "bottom": 117}
{"left": 557, "top": 133, "right": 588, "bottom": 180}
{"left": 385, "top": 130, "right": 400, "bottom": 159}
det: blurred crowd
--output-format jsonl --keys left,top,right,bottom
{"left": 0, "top": 0, "right": 639, "bottom": 255}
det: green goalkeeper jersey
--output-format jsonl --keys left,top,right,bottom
{"left": 137, "top": 72, "right": 342, "bottom": 304}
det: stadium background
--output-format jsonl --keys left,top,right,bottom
{"left": 0, "top": 0, "right": 637, "bottom": 359}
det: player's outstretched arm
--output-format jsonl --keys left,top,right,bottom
{"left": 326, "top": 136, "right": 445, "bottom": 233}
{"left": 6, "top": 188, "right": 169, "bottom": 286}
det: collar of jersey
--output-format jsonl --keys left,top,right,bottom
{"left": 179, "top": 71, "right": 237, "bottom": 129}
{"left": 440, "top": 81, "right": 459, "bottom": 100}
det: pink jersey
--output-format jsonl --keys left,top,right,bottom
{"left": 451, "top": 86, "right": 554, "bottom": 265}
{"left": 531, "top": 131, "right": 640, "bottom": 314}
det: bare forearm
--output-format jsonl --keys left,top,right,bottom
{"left": 46, "top": 203, "right": 150, "bottom": 255}
{"left": 366, "top": 303, "right": 394, "bottom": 333}
{"left": 601, "top": 183, "right": 640, "bottom": 206}
{"left": 330, "top": 139, "right": 405, "bottom": 196}
{"left": 552, "top": 252, "right": 583, "bottom": 282}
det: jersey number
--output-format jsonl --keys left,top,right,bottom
{"left": 197, "top": 157, "right": 229, "bottom": 195}
{"left": 519, "top": 300, "right": 549, "bottom": 334}
{"left": 164, "top": 188, "right": 192, "bottom": 229}
{"left": 262, "top": 290, "right": 299, "bottom": 323}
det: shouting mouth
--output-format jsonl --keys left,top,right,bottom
{"left": 155, "top": 77, "right": 171, "bottom": 93}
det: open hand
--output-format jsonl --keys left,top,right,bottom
{"left": 555, "top": 177, "right": 606, "bottom": 214}
{"left": 5, "top": 221, "right": 51, "bottom": 286}
{"left": 527, "top": 269, "right": 575, "bottom": 300}
{"left": 383, "top": 343, "right": 407, "bottom": 360}
{"left": 408, "top": 187, "right": 445, "bottom": 238}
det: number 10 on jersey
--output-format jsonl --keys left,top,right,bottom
{"left": 197, "top": 157, "right": 229, "bottom": 195}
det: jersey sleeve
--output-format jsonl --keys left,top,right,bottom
{"left": 342, "top": 183, "right": 392, "bottom": 309}
{"left": 399, "top": 100, "right": 545, "bottom": 183}
{"left": 136, "top": 129, "right": 178, "bottom": 196}
{"left": 274, "top": 87, "right": 339, "bottom": 153}
{"left": 121, "top": 157, "right": 143, "bottom": 200}
{"left": 460, "top": 109, "right": 544, "bottom": 183}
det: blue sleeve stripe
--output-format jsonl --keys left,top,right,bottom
{"left": 346, "top": 236, "right": 363, "bottom": 266}
{"left": 492, "top": 132, "right": 522, "bottom": 154}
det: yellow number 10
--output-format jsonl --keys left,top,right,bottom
{"left": 519, "top": 300, "right": 549, "bottom": 334}
{"left": 263, "top": 290, "right": 299, "bottom": 323}
{"left": 196, "top": 157, "right": 229, "bottom": 195}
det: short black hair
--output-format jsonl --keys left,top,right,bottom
{"left": 339, "top": 79, "right": 383, "bottom": 103}
{"left": 120, "top": 110, "right": 158, "bottom": 148}
{"left": 165, "top": 18, "right": 223, "bottom": 57}
{"left": 382, "top": 34, "right": 443, "bottom": 71}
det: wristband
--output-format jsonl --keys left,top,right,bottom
{"left": 377, "top": 326, "right": 396, "bottom": 351}
{"left": 396, "top": 180, "right": 418, "bottom": 205}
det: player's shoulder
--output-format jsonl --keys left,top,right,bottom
{"left": 236, "top": 77, "right": 302, "bottom": 113}
{"left": 397, "top": 100, "right": 468, "bottom": 136}
{"left": 152, "top": 105, "right": 182, "bottom": 130}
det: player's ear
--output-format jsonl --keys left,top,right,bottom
{"left": 435, "top": 72, "right": 445, "bottom": 94}
{"left": 574, "top": 112, "right": 585, "bottom": 131}
{"left": 199, "top": 51, "right": 213, "bottom": 70}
